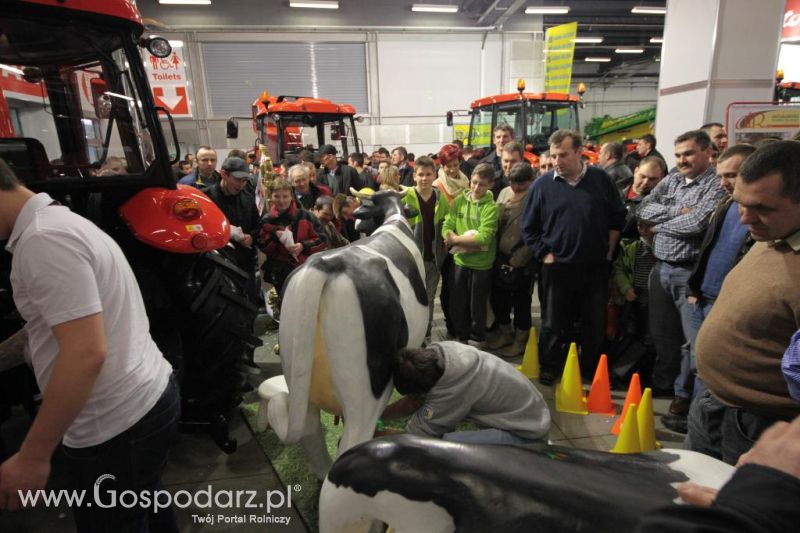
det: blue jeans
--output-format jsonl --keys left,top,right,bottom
{"left": 61, "top": 375, "right": 181, "bottom": 533}
{"left": 684, "top": 390, "right": 783, "bottom": 465}
{"left": 648, "top": 262, "right": 693, "bottom": 398}
{"left": 443, "top": 428, "right": 540, "bottom": 446}
{"left": 686, "top": 296, "right": 715, "bottom": 399}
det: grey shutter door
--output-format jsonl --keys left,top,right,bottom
{"left": 201, "top": 42, "right": 368, "bottom": 118}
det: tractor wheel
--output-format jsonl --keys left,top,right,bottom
{"left": 173, "top": 249, "right": 262, "bottom": 454}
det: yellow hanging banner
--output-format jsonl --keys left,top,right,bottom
{"left": 544, "top": 21, "right": 578, "bottom": 94}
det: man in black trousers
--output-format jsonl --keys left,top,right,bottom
{"left": 521, "top": 129, "right": 626, "bottom": 384}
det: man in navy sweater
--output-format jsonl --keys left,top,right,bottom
{"left": 521, "top": 130, "right": 626, "bottom": 384}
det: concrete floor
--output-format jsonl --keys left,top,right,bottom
{"left": 0, "top": 296, "right": 686, "bottom": 532}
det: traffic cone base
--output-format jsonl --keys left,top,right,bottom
{"left": 611, "top": 372, "right": 642, "bottom": 435}
{"left": 637, "top": 387, "right": 661, "bottom": 452}
{"left": 611, "top": 403, "right": 641, "bottom": 454}
{"left": 555, "top": 342, "right": 588, "bottom": 415}
{"left": 517, "top": 326, "right": 540, "bottom": 379}
{"left": 587, "top": 354, "right": 616, "bottom": 416}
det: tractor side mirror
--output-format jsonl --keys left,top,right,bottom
{"left": 226, "top": 118, "right": 239, "bottom": 139}
{"left": 446, "top": 111, "right": 454, "bottom": 127}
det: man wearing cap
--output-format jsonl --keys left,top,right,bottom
{"left": 205, "top": 157, "right": 262, "bottom": 303}
{"left": 316, "top": 144, "right": 364, "bottom": 196}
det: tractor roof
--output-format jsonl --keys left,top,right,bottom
{"left": 17, "top": 0, "right": 142, "bottom": 26}
{"left": 253, "top": 96, "right": 357, "bottom": 117}
{"left": 471, "top": 92, "right": 578, "bottom": 109}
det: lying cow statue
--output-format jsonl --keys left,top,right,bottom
{"left": 267, "top": 189, "right": 429, "bottom": 478}
{"left": 319, "top": 434, "right": 734, "bottom": 533}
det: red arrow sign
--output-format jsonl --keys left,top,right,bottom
{"left": 153, "top": 86, "right": 190, "bottom": 116}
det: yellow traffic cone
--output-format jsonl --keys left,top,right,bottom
{"left": 517, "top": 326, "right": 540, "bottom": 379}
{"left": 611, "top": 403, "right": 641, "bottom": 454}
{"left": 637, "top": 388, "right": 660, "bottom": 452}
{"left": 555, "top": 343, "right": 588, "bottom": 414}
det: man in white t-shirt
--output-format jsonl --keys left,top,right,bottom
{"left": 0, "top": 159, "right": 178, "bottom": 532}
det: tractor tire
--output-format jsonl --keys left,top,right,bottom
{"left": 172, "top": 248, "right": 262, "bottom": 453}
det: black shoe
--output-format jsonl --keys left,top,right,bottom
{"left": 662, "top": 414, "right": 688, "bottom": 434}
{"left": 539, "top": 371, "right": 556, "bottom": 386}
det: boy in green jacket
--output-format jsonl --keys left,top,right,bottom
{"left": 403, "top": 156, "right": 449, "bottom": 339}
{"left": 442, "top": 163, "right": 498, "bottom": 343}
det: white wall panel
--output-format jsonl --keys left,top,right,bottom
{"left": 377, "top": 35, "right": 483, "bottom": 118}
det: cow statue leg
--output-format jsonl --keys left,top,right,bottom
{"left": 320, "top": 275, "right": 392, "bottom": 457}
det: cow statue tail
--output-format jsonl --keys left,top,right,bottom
{"left": 267, "top": 266, "right": 327, "bottom": 449}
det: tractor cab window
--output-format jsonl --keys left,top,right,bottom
{"left": 261, "top": 113, "right": 358, "bottom": 163}
{"left": 468, "top": 106, "right": 493, "bottom": 149}
{"left": 494, "top": 102, "right": 524, "bottom": 141}
{"left": 525, "top": 101, "right": 579, "bottom": 153}
{"left": 0, "top": 13, "right": 166, "bottom": 188}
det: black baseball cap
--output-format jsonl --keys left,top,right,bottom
{"left": 221, "top": 157, "right": 250, "bottom": 179}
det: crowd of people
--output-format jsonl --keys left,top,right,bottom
{"left": 172, "top": 127, "right": 800, "bottom": 457}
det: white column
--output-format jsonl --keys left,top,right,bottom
{"left": 655, "top": 0, "right": 785, "bottom": 167}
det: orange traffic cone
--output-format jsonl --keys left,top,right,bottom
{"left": 587, "top": 354, "right": 616, "bottom": 416}
{"left": 517, "top": 326, "right": 540, "bottom": 379}
{"left": 610, "top": 403, "right": 641, "bottom": 454}
{"left": 637, "top": 387, "right": 660, "bottom": 452}
{"left": 611, "top": 372, "right": 642, "bottom": 435}
{"left": 555, "top": 343, "right": 588, "bottom": 415}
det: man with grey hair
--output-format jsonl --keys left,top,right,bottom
{"left": 291, "top": 162, "right": 331, "bottom": 210}
{"left": 521, "top": 129, "right": 626, "bottom": 385}
{"left": 599, "top": 141, "right": 633, "bottom": 197}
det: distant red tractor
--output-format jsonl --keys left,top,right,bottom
{"left": 227, "top": 91, "right": 363, "bottom": 166}
{"left": 0, "top": 0, "right": 258, "bottom": 453}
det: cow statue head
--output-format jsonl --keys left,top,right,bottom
{"left": 350, "top": 187, "right": 415, "bottom": 236}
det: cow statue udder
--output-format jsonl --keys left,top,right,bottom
{"left": 267, "top": 189, "right": 428, "bottom": 478}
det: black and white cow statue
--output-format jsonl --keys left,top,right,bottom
{"left": 267, "top": 189, "right": 428, "bottom": 478}
{"left": 319, "top": 434, "right": 735, "bottom": 533}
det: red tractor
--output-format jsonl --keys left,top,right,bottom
{"left": 227, "top": 91, "right": 363, "bottom": 166}
{"left": 0, "top": 0, "right": 258, "bottom": 453}
{"left": 448, "top": 81, "right": 592, "bottom": 166}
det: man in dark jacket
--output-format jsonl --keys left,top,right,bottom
{"left": 626, "top": 134, "right": 667, "bottom": 175}
{"left": 316, "top": 144, "right": 364, "bottom": 196}
{"left": 621, "top": 156, "right": 667, "bottom": 239}
{"left": 478, "top": 124, "right": 513, "bottom": 181}
{"left": 521, "top": 129, "right": 627, "bottom": 384}
{"left": 600, "top": 141, "right": 634, "bottom": 197}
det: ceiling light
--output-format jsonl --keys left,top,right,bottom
{"left": 585, "top": 57, "right": 611, "bottom": 62}
{"left": 158, "top": 0, "right": 211, "bottom": 4}
{"left": 525, "top": 6, "right": 571, "bottom": 15}
{"left": 650, "top": 37, "right": 664, "bottom": 43}
{"left": 0, "top": 64, "right": 24, "bottom": 75}
{"left": 412, "top": 3, "right": 458, "bottom": 12}
{"left": 289, "top": 0, "right": 339, "bottom": 8}
{"left": 615, "top": 48, "right": 644, "bottom": 54}
{"left": 168, "top": 40, "right": 184, "bottom": 48}
{"left": 573, "top": 36, "right": 603, "bottom": 44}
{"left": 631, "top": 6, "right": 666, "bottom": 15}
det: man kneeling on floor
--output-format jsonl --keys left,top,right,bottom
{"left": 381, "top": 342, "right": 550, "bottom": 445}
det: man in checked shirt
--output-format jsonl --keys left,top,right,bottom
{"left": 637, "top": 129, "right": 727, "bottom": 419}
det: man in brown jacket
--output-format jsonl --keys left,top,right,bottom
{"left": 688, "top": 141, "right": 800, "bottom": 464}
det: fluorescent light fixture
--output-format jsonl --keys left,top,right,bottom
{"left": 104, "top": 91, "right": 135, "bottom": 102}
{"left": 158, "top": 0, "right": 211, "bottom": 4}
{"left": 0, "top": 64, "right": 24, "bottom": 75}
{"left": 650, "top": 37, "right": 663, "bottom": 43}
{"left": 412, "top": 3, "right": 458, "bottom": 12}
{"left": 585, "top": 57, "right": 611, "bottom": 62}
{"left": 525, "top": 6, "right": 570, "bottom": 15}
{"left": 615, "top": 48, "right": 644, "bottom": 54}
{"left": 168, "top": 40, "right": 184, "bottom": 48}
{"left": 631, "top": 6, "right": 666, "bottom": 14}
{"left": 573, "top": 36, "right": 603, "bottom": 44}
{"left": 290, "top": 0, "right": 339, "bottom": 8}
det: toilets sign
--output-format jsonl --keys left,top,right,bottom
{"left": 144, "top": 45, "right": 192, "bottom": 117}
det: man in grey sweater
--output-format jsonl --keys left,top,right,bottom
{"left": 383, "top": 342, "right": 551, "bottom": 445}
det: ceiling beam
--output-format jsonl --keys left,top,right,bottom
{"left": 492, "top": 0, "right": 527, "bottom": 28}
